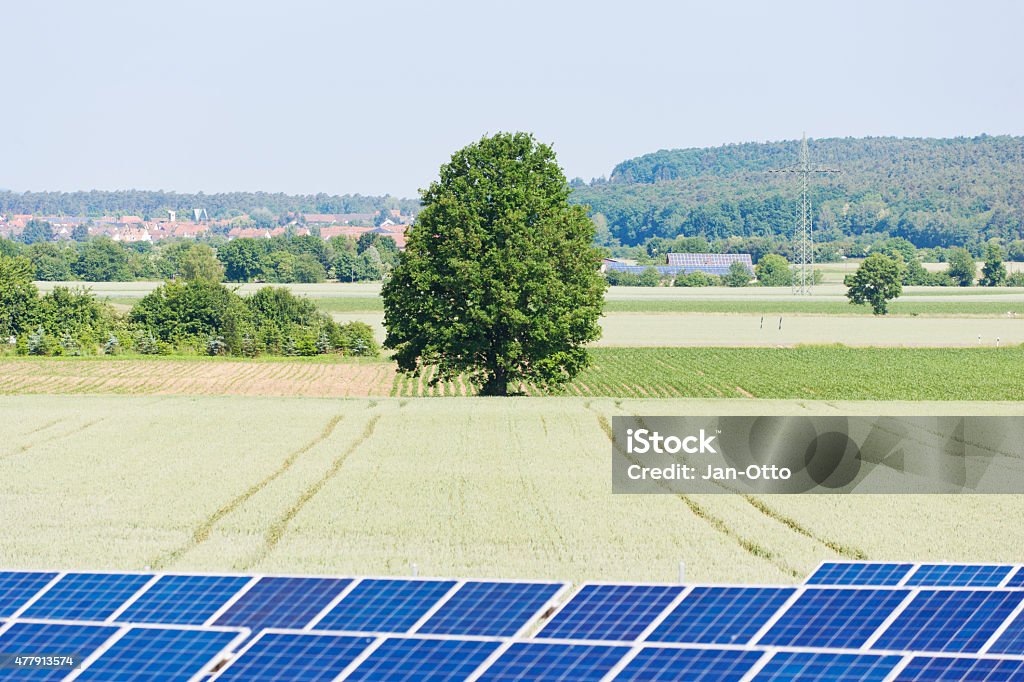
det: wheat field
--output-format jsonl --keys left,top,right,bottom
{"left": 2, "top": 395, "right": 1022, "bottom": 584}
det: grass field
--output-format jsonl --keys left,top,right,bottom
{"left": 2, "top": 347, "right": 1022, "bottom": 400}
{"left": 1, "top": 395, "right": 1022, "bottom": 583}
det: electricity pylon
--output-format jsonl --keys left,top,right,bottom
{"left": 769, "top": 134, "right": 840, "bottom": 294}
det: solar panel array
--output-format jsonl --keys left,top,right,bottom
{"left": 2, "top": 563, "right": 1024, "bottom": 680}
{"left": 666, "top": 253, "right": 754, "bottom": 269}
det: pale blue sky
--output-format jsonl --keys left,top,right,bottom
{"left": 3, "top": 0, "right": 1022, "bottom": 198}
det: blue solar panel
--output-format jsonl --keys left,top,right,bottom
{"left": 0, "top": 572, "right": 57, "bottom": 618}
{"left": 614, "top": 647, "right": 764, "bottom": 682}
{"left": 1004, "top": 567, "right": 1024, "bottom": 587}
{"left": 985, "top": 609, "right": 1024, "bottom": 655}
{"left": 873, "top": 589, "right": 1024, "bottom": 653}
{"left": 213, "top": 631, "right": 375, "bottom": 681}
{"left": 116, "top": 574, "right": 251, "bottom": 625}
{"left": 806, "top": 563, "right": 913, "bottom": 586}
{"left": 476, "top": 642, "right": 628, "bottom": 681}
{"left": 647, "top": 587, "right": 795, "bottom": 645}
{"left": 0, "top": 621, "right": 119, "bottom": 681}
{"left": 75, "top": 627, "right": 241, "bottom": 681}
{"left": 213, "top": 577, "right": 350, "bottom": 631}
{"left": 417, "top": 581, "right": 562, "bottom": 637}
{"left": 905, "top": 564, "right": 1014, "bottom": 587}
{"left": 752, "top": 652, "right": 901, "bottom": 681}
{"left": 344, "top": 637, "right": 500, "bottom": 681}
{"left": 759, "top": 588, "right": 909, "bottom": 649}
{"left": 895, "top": 656, "right": 1024, "bottom": 681}
{"left": 314, "top": 579, "right": 456, "bottom": 633}
{"left": 20, "top": 572, "right": 153, "bottom": 621}
{"left": 538, "top": 584, "right": 682, "bottom": 641}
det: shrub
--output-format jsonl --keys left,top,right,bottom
{"left": 673, "top": 271, "right": 719, "bottom": 287}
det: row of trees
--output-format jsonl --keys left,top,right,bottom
{"left": 0, "top": 190, "right": 419, "bottom": 221}
{"left": 0, "top": 233, "right": 400, "bottom": 284}
{"left": 846, "top": 242, "right": 1021, "bottom": 314}
{"left": 0, "top": 255, "right": 377, "bottom": 357}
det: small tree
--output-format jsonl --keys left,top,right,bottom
{"left": 945, "top": 247, "right": 977, "bottom": 287}
{"left": 722, "top": 260, "right": 753, "bottom": 287}
{"left": 979, "top": 242, "right": 1007, "bottom": 287}
{"left": 179, "top": 244, "right": 225, "bottom": 283}
{"left": 845, "top": 253, "right": 903, "bottom": 314}
{"left": 383, "top": 132, "right": 606, "bottom": 396}
{"left": 754, "top": 254, "right": 793, "bottom": 287}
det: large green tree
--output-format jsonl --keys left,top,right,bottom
{"left": 382, "top": 132, "right": 606, "bottom": 396}
{"left": 845, "top": 253, "right": 903, "bottom": 314}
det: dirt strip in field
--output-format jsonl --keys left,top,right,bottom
{"left": 0, "top": 360, "right": 396, "bottom": 397}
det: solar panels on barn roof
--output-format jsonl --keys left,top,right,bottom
{"left": 666, "top": 253, "right": 754, "bottom": 269}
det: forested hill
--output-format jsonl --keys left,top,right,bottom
{"left": 570, "top": 135, "right": 1024, "bottom": 248}
{"left": 0, "top": 190, "right": 420, "bottom": 220}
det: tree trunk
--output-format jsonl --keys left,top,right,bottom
{"left": 481, "top": 369, "right": 508, "bottom": 396}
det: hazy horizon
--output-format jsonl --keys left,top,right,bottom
{"left": 4, "top": 0, "right": 1022, "bottom": 198}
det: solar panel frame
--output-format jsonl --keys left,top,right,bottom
{"left": 904, "top": 564, "right": 1016, "bottom": 588}
{"left": 0, "top": 572, "right": 61, "bottom": 619}
{"left": 19, "top": 572, "right": 155, "bottom": 622}
{"left": 606, "top": 645, "right": 767, "bottom": 682}
{"left": 982, "top": 599, "right": 1024, "bottom": 655}
{"left": 1004, "top": 567, "right": 1024, "bottom": 588}
{"left": 471, "top": 641, "right": 631, "bottom": 681}
{"left": 535, "top": 583, "right": 685, "bottom": 642}
{"left": 211, "top": 576, "right": 353, "bottom": 632}
{"left": 68, "top": 623, "right": 249, "bottom": 682}
{"left": 341, "top": 635, "right": 503, "bottom": 682}
{"left": 207, "top": 628, "right": 377, "bottom": 682}
{"left": 309, "top": 578, "right": 459, "bottom": 634}
{"left": 804, "top": 562, "right": 915, "bottom": 587}
{"left": 893, "top": 654, "right": 1024, "bottom": 681}
{"left": 413, "top": 580, "right": 568, "bottom": 638}
{"left": 0, "top": 620, "right": 122, "bottom": 682}
{"left": 871, "top": 588, "right": 1024, "bottom": 654}
{"left": 755, "top": 587, "right": 913, "bottom": 650}
{"left": 645, "top": 586, "right": 797, "bottom": 646}
{"left": 112, "top": 574, "right": 253, "bottom": 626}
{"left": 750, "top": 651, "right": 903, "bottom": 682}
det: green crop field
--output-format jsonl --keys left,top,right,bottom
{"left": 2, "top": 347, "right": 1022, "bottom": 400}
{"left": 1, "top": 395, "right": 1021, "bottom": 584}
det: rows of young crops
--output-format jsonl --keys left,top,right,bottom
{"left": 4, "top": 347, "right": 1023, "bottom": 399}
{"left": 560, "top": 347, "right": 1024, "bottom": 401}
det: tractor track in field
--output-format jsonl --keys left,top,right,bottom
{"left": 150, "top": 412, "right": 348, "bottom": 569}
{"left": 590, "top": 404, "right": 850, "bottom": 578}
{"left": 242, "top": 414, "right": 382, "bottom": 569}
{"left": 741, "top": 495, "right": 867, "bottom": 560}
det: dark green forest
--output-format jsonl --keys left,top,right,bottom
{"left": 0, "top": 190, "right": 420, "bottom": 220}
{"left": 570, "top": 135, "right": 1024, "bottom": 249}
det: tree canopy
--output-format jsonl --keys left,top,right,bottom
{"left": 845, "top": 253, "right": 903, "bottom": 314}
{"left": 382, "top": 132, "right": 606, "bottom": 396}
